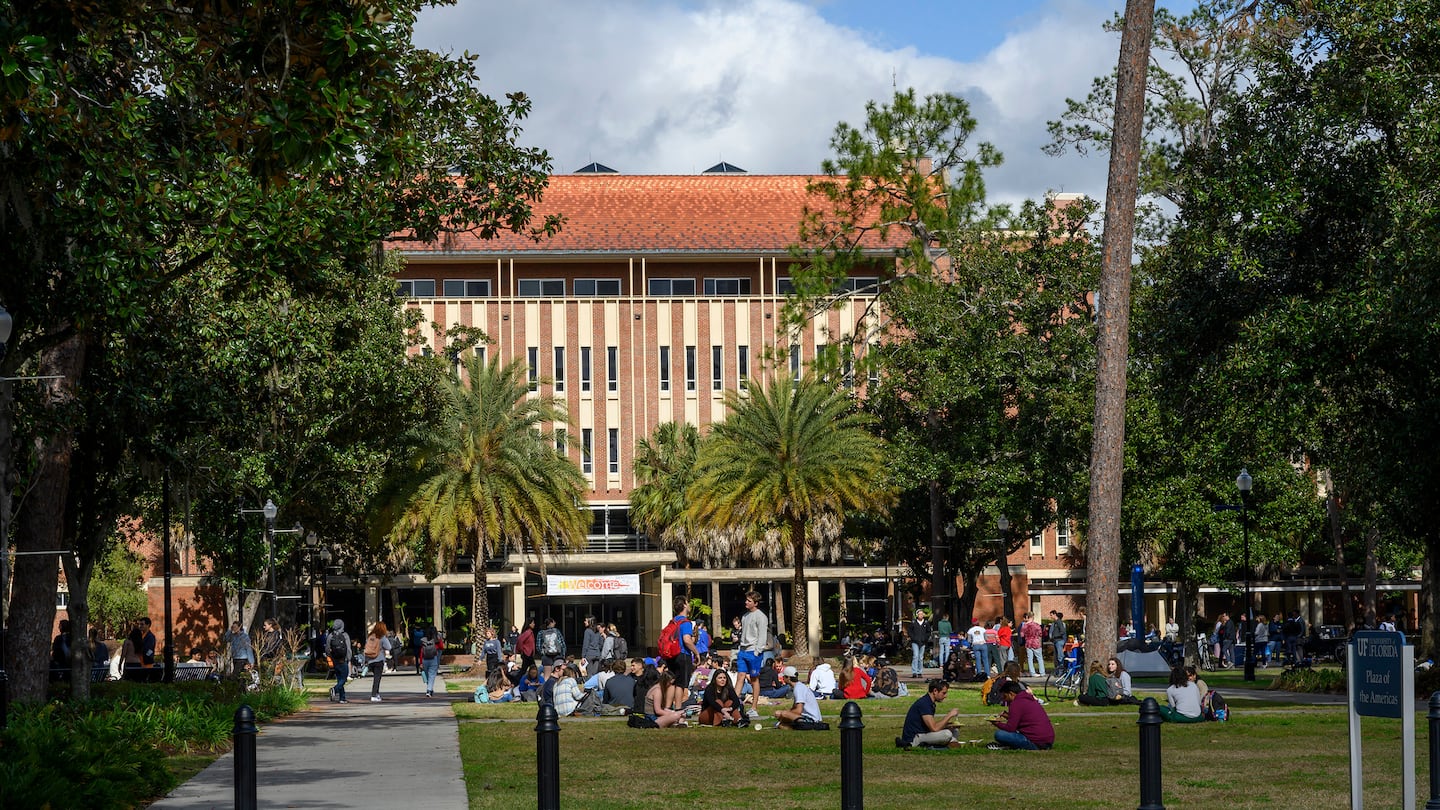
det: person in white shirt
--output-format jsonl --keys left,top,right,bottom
{"left": 967, "top": 619, "right": 992, "bottom": 677}
{"left": 775, "top": 666, "right": 822, "bottom": 729}
{"left": 808, "top": 660, "right": 837, "bottom": 698}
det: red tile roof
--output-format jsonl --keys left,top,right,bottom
{"left": 398, "top": 174, "right": 896, "bottom": 256}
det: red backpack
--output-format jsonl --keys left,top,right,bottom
{"left": 657, "top": 617, "right": 686, "bottom": 659}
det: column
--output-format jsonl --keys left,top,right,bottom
{"left": 806, "top": 578, "right": 821, "bottom": 658}
{"left": 509, "top": 564, "right": 527, "bottom": 631}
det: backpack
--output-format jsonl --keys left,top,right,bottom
{"left": 327, "top": 631, "right": 349, "bottom": 662}
{"left": 981, "top": 676, "right": 1010, "bottom": 706}
{"left": 363, "top": 636, "right": 381, "bottom": 659}
{"left": 421, "top": 637, "right": 439, "bottom": 660}
{"left": 657, "top": 617, "right": 686, "bottom": 660}
{"left": 613, "top": 636, "right": 629, "bottom": 661}
{"left": 1201, "top": 690, "right": 1229, "bottom": 722}
{"left": 540, "top": 629, "right": 563, "bottom": 657}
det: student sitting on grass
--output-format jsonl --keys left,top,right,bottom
{"left": 901, "top": 678, "right": 963, "bottom": 748}
{"left": 1159, "top": 665, "right": 1204, "bottom": 723}
{"left": 1075, "top": 661, "right": 1113, "bottom": 706}
{"left": 988, "top": 680, "right": 1054, "bottom": 750}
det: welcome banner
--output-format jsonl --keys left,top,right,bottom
{"left": 546, "top": 574, "right": 640, "bottom": 596}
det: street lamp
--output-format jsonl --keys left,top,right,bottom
{"left": 1237, "top": 468, "right": 1255, "bottom": 682}
{"left": 943, "top": 522, "right": 957, "bottom": 621}
{"left": 0, "top": 304, "right": 10, "bottom": 728}
{"left": 263, "top": 499, "right": 278, "bottom": 621}
{"left": 995, "top": 516, "right": 1015, "bottom": 625}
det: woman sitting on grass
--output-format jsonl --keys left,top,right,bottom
{"left": 697, "top": 669, "right": 742, "bottom": 726}
{"left": 646, "top": 671, "right": 689, "bottom": 728}
{"left": 837, "top": 656, "right": 872, "bottom": 699}
{"left": 1107, "top": 656, "right": 1140, "bottom": 705}
{"left": 1159, "top": 665, "right": 1204, "bottom": 722}
{"left": 1075, "top": 661, "right": 1112, "bottom": 706}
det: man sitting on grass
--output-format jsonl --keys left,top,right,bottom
{"left": 774, "top": 666, "right": 823, "bottom": 729}
{"left": 988, "top": 680, "right": 1054, "bottom": 750}
{"left": 901, "top": 678, "right": 962, "bottom": 748}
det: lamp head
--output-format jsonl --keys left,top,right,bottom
{"left": 305, "top": 531, "right": 318, "bottom": 548}
{"left": 944, "top": 522, "right": 956, "bottom": 538}
{"left": 262, "top": 499, "right": 278, "bottom": 520}
{"left": 1236, "top": 468, "right": 1253, "bottom": 495}
{"left": 996, "top": 516, "right": 1009, "bottom": 532}
{"left": 319, "top": 548, "right": 332, "bottom": 565}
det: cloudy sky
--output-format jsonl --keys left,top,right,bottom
{"left": 413, "top": 0, "right": 1195, "bottom": 208}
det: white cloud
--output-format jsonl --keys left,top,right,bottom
{"left": 412, "top": 0, "right": 1130, "bottom": 206}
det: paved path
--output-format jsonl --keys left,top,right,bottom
{"left": 150, "top": 670, "right": 466, "bottom": 810}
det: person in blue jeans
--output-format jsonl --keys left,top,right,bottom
{"left": 326, "top": 619, "right": 351, "bottom": 703}
{"left": 419, "top": 626, "right": 444, "bottom": 697}
{"left": 908, "top": 610, "right": 932, "bottom": 677}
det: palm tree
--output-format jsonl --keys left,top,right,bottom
{"left": 688, "top": 372, "right": 891, "bottom": 659}
{"left": 388, "top": 355, "right": 588, "bottom": 651}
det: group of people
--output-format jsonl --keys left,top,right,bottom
{"left": 320, "top": 619, "right": 447, "bottom": 703}
{"left": 1205, "top": 609, "right": 1312, "bottom": 669}
{"left": 901, "top": 676, "right": 1055, "bottom": 751}
{"left": 906, "top": 610, "right": 1077, "bottom": 682}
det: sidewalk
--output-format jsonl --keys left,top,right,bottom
{"left": 149, "top": 669, "right": 466, "bottom": 809}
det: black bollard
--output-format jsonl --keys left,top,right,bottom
{"left": 233, "top": 704, "right": 257, "bottom": 810}
{"left": 536, "top": 701, "right": 561, "bottom": 810}
{"left": 1137, "top": 697, "right": 1164, "bottom": 810}
{"left": 1426, "top": 692, "right": 1440, "bottom": 810}
{"left": 840, "top": 701, "right": 864, "bottom": 810}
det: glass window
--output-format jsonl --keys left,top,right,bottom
{"left": 398, "top": 279, "right": 436, "bottom": 298}
{"left": 648, "top": 278, "right": 697, "bottom": 296}
{"left": 580, "top": 347, "right": 592, "bottom": 392}
{"left": 553, "top": 347, "right": 565, "bottom": 392}
{"left": 607, "top": 346, "right": 618, "bottom": 392}
{"left": 1030, "top": 530, "right": 1044, "bottom": 555}
{"left": 1056, "top": 519, "right": 1070, "bottom": 551}
{"left": 526, "top": 347, "right": 538, "bottom": 391}
{"left": 685, "top": 346, "right": 697, "bottom": 392}
{"left": 711, "top": 345, "right": 723, "bottom": 391}
{"left": 442, "top": 279, "right": 491, "bottom": 297}
{"left": 775, "top": 277, "right": 795, "bottom": 295}
{"left": 517, "top": 279, "right": 565, "bottom": 297}
{"left": 581, "top": 429, "right": 593, "bottom": 474}
{"left": 737, "top": 345, "right": 749, "bottom": 389}
{"left": 790, "top": 344, "right": 801, "bottom": 379}
{"left": 574, "top": 279, "right": 622, "bottom": 296}
{"left": 659, "top": 346, "right": 671, "bottom": 392}
{"left": 703, "top": 278, "right": 751, "bottom": 295}
{"left": 608, "top": 428, "right": 620, "bottom": 474}
{"left": 556, "top": 428, "right": 567, "bottom": 455}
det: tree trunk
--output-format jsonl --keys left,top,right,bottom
{"left": 1177, "top": 578, "right": 1198, "bottom": 666}
{"left": 472, "top": 538, "right": 490, "bottom": 654}
{"left": 790, "top": 517, "right": 810, "bottom": 659}
{"left": 1362, "top": 525, "right": 1378, "bottom": 626}
{"left": 1085, "top": 0, "right": 1155, "bottom": 673}
{"left": 997, "top": 544, "right": 1015, "bottom": 625}
{"left": 1322, "top": 472, "right": 1354, "bottom": 629}
{"left": 958, "top": 569, "right": 980, "bottom": 627}
{"left": 61, "top": 549, "right": 97, "bottom": 701}
{"left": 7, "top": 332, "right": 86, "bottom": 703}
{"left": 1421, "top": 535, "right": 1438, "bottom": 659}
{"left": 928, "top": 479, "right": 946, "bottom": 611}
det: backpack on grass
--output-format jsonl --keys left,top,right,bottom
{"left": 1201, "top": 690, "right": 1229, "bottom": 722}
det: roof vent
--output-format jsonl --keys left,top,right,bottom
{"left": 575, "top": 162, "right": 618, "bottom": 173}
{"left": 703, "top": 161, "right": 746, "bottom": 174}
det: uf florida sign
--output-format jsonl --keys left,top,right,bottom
{"left": 1346, "top": 630, "right": 1414, "bottom": 809}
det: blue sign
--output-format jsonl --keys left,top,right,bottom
{"left": 1130, "top": 564, "right": 1144, "bottom": 639}
{"left": 1351, "top": 630, "right": 1404, "bottom": 719}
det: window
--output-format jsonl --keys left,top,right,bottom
{"left": 574, "top": 279, "right": 622, "bottom": 296}
{"left": 685, "top": 346, "right": 697, "bottom": 392}
{"left": 556, "top": 428, "right": 567, "bottom": 455}
{"left": 1056, "top": 519, "right": 1070, "bottom": 551}
{"left": 1030, "top": 530, "right": 1043, "bottom": 556}
{"left": 703, "top": 278, "right": 751, "bottom": 295}
{"left": 608, "top": 428, "right": 620, "bottom": 474}
{"left": 737, "top": 345, "right": 749, "bottom": 389}
{"left": 776, "top": 277, "right": 795, "bottom": 295}
{"left": 648, "top": 278, "right": 697, "bottom": 296}
{"left": 659, "top": 346, "right": 671, "bottom": 392}
{"left": 789, "top": 344, "right": 801, "bottom": 379}
{"left": 840, "top": 277, "right": 879, "bottom": 293}
{"left": 442, "top": 279, "right": 492, "bottom": 297}
{"left": 606, "top": 346, "right": 618, "bottom": 393}
{"left": 816, "top": 343, "right": 828, "bottom": 380}
{"left": 397, "top": 279, "right": 436, "bottom": 298}
{"left": 711, "top": 345, "right": 723, "bottom": 391}
{"left": 580, "top": 347, "right": 592, "bottom": 392}
{"left": 553, "top": 347, "right": 565, "bottom": 391}
{"left": 868, "top": 343, "right": 881, "bottom": 387}
{"left": 516, "top": 279, "right": 565, "bottom": 297}
{"left": 475, "top": 346, "right": 487, "bottom": 367}
{"left": 581, "top": 429, "right": 593, "bottom": 474}
{"left": 526, "top": 347, "right": 538, "bottom": 391}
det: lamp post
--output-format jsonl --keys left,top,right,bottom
{"left": 943, "top": 522, "right": 957, "bottom": 622}
{"left": 263, "top": 499, "right": 278, "bottom": 621}
{"left": 1237, "top": 468, "right": 1255, "bottom": 682}
{"left": 995, "top": 517, "right": 1015, "bottom": 625}
{"left": 0, "top": 303, "right": 10, "bottom": 728}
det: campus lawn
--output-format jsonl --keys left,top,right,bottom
{"left": 452, "top": 687, "right": 1431, "bottom": 810}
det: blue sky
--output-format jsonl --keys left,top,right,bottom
{"left": 413, "top": 0, "right": 1198, "bottom": 207}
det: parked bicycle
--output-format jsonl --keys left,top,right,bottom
{"left": 1044, "top": 650, "right": 1085, "bottom": 702}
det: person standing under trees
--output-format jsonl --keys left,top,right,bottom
{"left": 907, "top": 610, "right": 932, "bottom": 677}
{"left": 537, "top": 617, "right": 566, "bottom": 670}
{"left": 581, "top": 616, "right": 604, "bottom": 678}
{"left": 935, "top": 613, "right": 953, "bottom": 671}
{"left": 1021, "top": 612, "right": 1046, "bottom": 677}
{"left": 365, "top": 621, "right": 392, "bottom": 702}
{"left": 1049, "top": 611, "right": 1068, "bottom": 672}
{"left": 736, "top": 591, "right": 769, "bottom": 709}
{"left": 660, "top": 597, "right": 699, "bottom": 689}
{"left": 419, "top": 626, "right": 445, "bottom": 698}
{"left": 516, "top": 619, "right": 537, "bottom": 675}
{"left": 327, "top": 619, "right": 351, "bottom": 703}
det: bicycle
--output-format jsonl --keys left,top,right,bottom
{"left": 1196, "top": 635, "right": 1216, "bottom": 672}
{"left": 1043, "top": 655, "right": 1084, "bottom": 702}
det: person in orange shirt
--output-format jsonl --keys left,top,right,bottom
{"left": 996, "top": 617, "right": 1014, "bottom": 665}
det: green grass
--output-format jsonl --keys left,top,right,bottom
{"left": 454, "top": 680, "right": 1433, "bottom": 810}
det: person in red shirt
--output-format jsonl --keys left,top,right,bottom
{"left": 996, "top": 618, "right": 1014, "bottom": 666}
{"left": 989, "top": 680, "right": 1055, "bottom": 750}
{"left": 837, "top": 657, "right": 872, "bottom": 699}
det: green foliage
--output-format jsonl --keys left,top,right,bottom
{"left": 1268, "top": 667, "right": 1347, "bottom": 694}
{"left": 0, "top": 681, "right": 306, "bottom": 810}
{"left": 88, "top": 543, "right": 148, "bottom": 639}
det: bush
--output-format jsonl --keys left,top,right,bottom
{"left": 1269, "top": 667, "right": 1347, "bottom": 693}
{"left": 0, "top": 681, "right": 307, "bottom": 810}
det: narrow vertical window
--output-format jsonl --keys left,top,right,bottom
{"left": 607, "top": 346, "right": 618, "bottom": 393}
{"left": 608, "top": 428, "right": 619, "bottom": 474}
{"left": 581, "top": 429, "right": 593, "bottom": 474}
{"left": 527, "top": 347, "right": 538, "bottom": 391}
{"left": 711, "top": 345, "right": 723, "bottom": 391}
{"left": 553, "top": 347, "right": 565, "bottom": 392}
{"left": 659, "top": 346, "right": 671, "bottom": 392}
{"left": 789, "top": 343, "right": 801, "bottom": 381}
{"left": 737, "top": 345, "right": 749, "bottom": 389}
{"left": 685, "top": 345, "right": 697, "bottom": 392}
{"left": 580, "top": 347, "right": 592, "bottom": 392}
{"left": 555, "top": 428, "right": 567, "bottom": 455}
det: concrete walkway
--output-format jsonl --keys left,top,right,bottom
{"left": 150, "top": 670, "right": 467, "bottom": 809}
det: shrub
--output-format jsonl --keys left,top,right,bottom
{"left": 1269, "top": 667, "right": 1347, "bottom": 693}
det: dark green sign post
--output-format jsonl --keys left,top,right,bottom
{"left": 1347, "top": 630, "right": 1414, "bottom": 809}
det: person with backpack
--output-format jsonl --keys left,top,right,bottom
{"left": 537, "top": 617, "right": 566, "bottom": 669}
{"left": 658, "top": 596, "right": 699, "bottom": 689}
{"left": 326, "top": 619, "right": 351, "bottom": 703}
{"left": 419, "top": 626, "right": 445, "bottom": 698}
{"left": 364, "top": 621, "right": 393, "bottom": 702}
